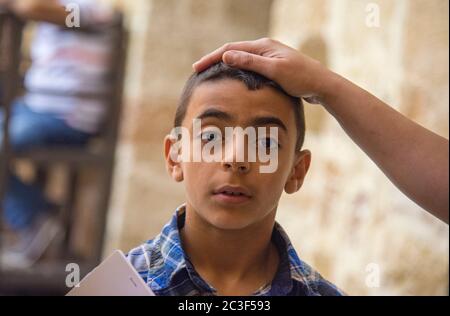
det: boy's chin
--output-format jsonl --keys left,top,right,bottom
{"left": 202, "top": 210, "right": 261, "bottom": 231}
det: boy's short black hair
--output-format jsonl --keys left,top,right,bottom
{"left": 174, "top": 62, "right": 306, "bottom": 151}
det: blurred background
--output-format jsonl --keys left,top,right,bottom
{"left": 0, "top": 0, "right": 448, "bottom": 295}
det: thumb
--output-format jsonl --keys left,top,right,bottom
{"left": 223, "top": 50, "right": 274, "bottom": 78}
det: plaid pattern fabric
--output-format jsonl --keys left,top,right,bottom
{"left": 127, "top": 204, "right": 344, "bottom": 296}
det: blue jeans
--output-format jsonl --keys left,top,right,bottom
{"left": 0, "top": 101, "right": 92, "bottom": 231}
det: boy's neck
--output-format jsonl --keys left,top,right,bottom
{"left": 180, "top": 203, "right": 280, "bottom": 295}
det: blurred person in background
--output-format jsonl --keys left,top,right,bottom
{"left": 0, "top": 0, "right": 116, "bottom": 268}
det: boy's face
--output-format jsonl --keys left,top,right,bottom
{"left": 165, "top": 79, "right": 311, "bottom": 230}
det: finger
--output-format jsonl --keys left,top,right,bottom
{"left": 192, "top": 40, "right": 264, "bottom": 72}
{"left": 222, "top": 50, "right": 275, "bottom": 79}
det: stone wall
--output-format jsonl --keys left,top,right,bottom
{"left": 104, "top": 0, "right": 449, "bottom": 295}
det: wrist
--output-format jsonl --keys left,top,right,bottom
{"left": 9, "top": 0, "right": 41, "bottom": 18}
{"left": 0, "top": 0, "right": 13, "bottom": 10}
{"left": 315, "top": 67, "right": 344, "bottom": 108}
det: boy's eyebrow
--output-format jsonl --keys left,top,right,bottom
{"left": 250, "top": 116, "right": 288, "bottom": 133}
{"left": 196, "top": 108, "right": 288, "bottom": 133}
{"left": 196, "top": 108, "right": 234, "bottom": 121}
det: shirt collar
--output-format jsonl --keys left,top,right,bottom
{"left": 148, "top": 204, "right": 316, "bottom": 295}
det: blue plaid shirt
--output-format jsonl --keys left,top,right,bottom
{"left": 127, "top": 204, "right": 344, "bottom": 296}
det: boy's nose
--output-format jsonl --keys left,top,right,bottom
{"left": 221, "top": 161, "right": 250, "bottom": 174}
{"left": 221, "top": 134, "right": 250, "bottom": 173}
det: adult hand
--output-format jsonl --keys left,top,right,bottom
{"left": 193, "top": 38, "right": 333, "bottom": 104}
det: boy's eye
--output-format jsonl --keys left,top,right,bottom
{"left": 258, "top": 137, "right": 279, "bottom": 150}
{"left": 201, "top": 130, "right": 221, "bottom": 142}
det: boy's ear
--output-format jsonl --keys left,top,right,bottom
{"left": 164, "top": 134, "right": 184, "bottom": 182}
{"left": 284, "top": 150, "right": 311, "bottom": 194}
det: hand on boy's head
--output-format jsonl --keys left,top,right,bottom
{"left": 193, "top": 38, "right": 331, "bottom": 105}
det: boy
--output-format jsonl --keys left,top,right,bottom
{"left": 127, "top": 62, "right": 343, "bottom": 296}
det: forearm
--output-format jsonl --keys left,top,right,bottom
{"left": 5, "top": 0, "right": 67, "bottom": 26}
{"left": 320, "top": 71, "right": 449, "bottom": 223}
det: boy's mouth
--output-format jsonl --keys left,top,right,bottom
{"left": 212, "top": 185, "right": 252, "bottom": 204}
